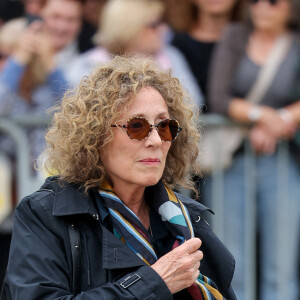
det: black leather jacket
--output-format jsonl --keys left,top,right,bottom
{"left": 1, "top": 177, "right": 236, "bottom": 300}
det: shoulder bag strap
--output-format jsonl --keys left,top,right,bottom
{"left": 247, "top": 33, "right": 293, "bottom": 103}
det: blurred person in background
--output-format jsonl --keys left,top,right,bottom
{"left": 40, "top": 0, "right": 82, "bottom": 76}
{"left": 70, "top": 0, "right": 203, "bottom": 108}
{"left": 0, "top": 18, "right": 66, "bottom": 161}
{"left": 78, "top": 0, "right": 108, "bottom": 53}
{"left": 19, "top": 0, "right": 80, "bottom": 55}
{"left": 0, "top": 0, "right": 82, "bottom": 206}
{"left": 163, "top": 0, "right": 246, "bottom": 110}
{"left": 162, "top": 0, "right": 246, "bottom": 203}
{"left": 18, "top": 0, "right": 93, "bottom": 54}
{"left": 0, "top": 0, "right": 83, "bottom": 158}
{"left": 21, "top": 0, "right": 46, "bottom": 18}
{"left": 208, "top": 0, "right": 300, "bottom": 299}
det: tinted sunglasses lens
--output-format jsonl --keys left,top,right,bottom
{"left": 127, "top": 118, "right": 150, "bottom": 140}
{"left": 157, "top": 119, "right": 179, "bottom": 141}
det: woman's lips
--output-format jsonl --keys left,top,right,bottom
{"left": 138, "top": 158, "right": 161, "bottom": 165}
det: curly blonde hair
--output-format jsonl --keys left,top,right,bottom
{"left": 40, "top": 56, "right": 201, "bottom": 193}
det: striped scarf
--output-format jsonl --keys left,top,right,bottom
{"left": 98, "top": 181, "right": 224, "bottom": 300}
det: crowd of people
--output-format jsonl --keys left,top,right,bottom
{"left": 0, "top": 0, "right": 299, "bottom": 299}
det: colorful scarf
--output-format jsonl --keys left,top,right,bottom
{"left": 98, "top": 181, "right": 224, "bottom": 300}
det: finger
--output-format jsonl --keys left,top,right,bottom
{"left": 182, "top": 238, "right": 202, "bottom": 254}
{"left": 254, "top": 142, "right": 263, "bottom": 155}
{"left": 250, "top": 137, "right": 258, "bottom": 152}
{"left": 264, "top": 140, "right": 276, "bottom": 155}
{"left": 250, "top": 135, "right": 262, "bottom": 153}
{"left": 193, "top": 269, "right": 200, "bottom": 282}
{"left": 193, "top": 259, "right": 201, "bottom": 271}
{"left": 190, "top": 249, "right": 203, "bottom": 262}
{"left": 284, "top": 124, "right": 297, "bottom": 138}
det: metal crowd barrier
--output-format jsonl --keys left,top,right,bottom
{"left": 200, "top": 115, "right": 293, "bottom": 300}
{"left": 0, "top": 115, "right": 50, "bottom": 201}
{"left": 0, "top": 114, "right": 296, "bottom": 300}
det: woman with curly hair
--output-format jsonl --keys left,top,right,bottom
{"left": 1, "top": 56, "right": 236, "bottom": 300}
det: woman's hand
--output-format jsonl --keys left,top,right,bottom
{"left": 250, "top": 125, "right": 277, "bottom": 155}
{"left": 258, "top": 107, "right": 297, "bottom": 139}
{"left": 13, "top": 21, "right": 43, "bottom": 65}
{"left": 34, "top": 26, "right": 56, "bottom": 73}
{"left": 250, "top": 105, "right": 299, "bottom": 155}
{"left": 229, "top": 100, "right": 297, "bottom": 139}
{"left": 151, "top": 237, "right": 203, "bottom": 294}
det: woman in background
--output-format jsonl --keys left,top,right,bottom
{"left": 164, "top": 0, "right": 246, "bottom": 109}
{"left": 69, "top": 0, "right": 203, "bottom": 108}
{"left": 0, "top": 18, "right": 68, "bottom": 160}
{"left": 208, "top": 0, "right": 300, "bottom": 299}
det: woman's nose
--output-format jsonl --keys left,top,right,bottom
{"left": 145, "top": 128, "right": 163, "bottom": 146}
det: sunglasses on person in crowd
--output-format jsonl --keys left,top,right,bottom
{"left": 147, "top": 19, "right": 163, "bottom": 30}
{"left": 250, "top": 0, "right": 280, "bottom": 4}
{"left": 111, "top": 117, "right": 182, "bottom": 142}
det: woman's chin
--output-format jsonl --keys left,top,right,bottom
{"left": 139, "top": 175, "right": 161, "bottom": 187}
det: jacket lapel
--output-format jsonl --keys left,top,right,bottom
{"left": 51, "top": 181, "right": 95, "bottom": 216}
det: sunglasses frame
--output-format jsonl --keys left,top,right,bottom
{"left": 111, "top": 117, "right": 182, "bottom": 142}
{"left": 147, "top": 19, "right": 163, "bottom": 30}
{"left": 251, "top": 0, "right": 278, "bottom": 4}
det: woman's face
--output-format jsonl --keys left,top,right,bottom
{"left": 250, "top": 0, "right": 291, "bottom": 32}
{"left": 101, "top": 87, "right": 171, "bottom": 191}
{"left": 193, "top": 0, "right": 238, "bottom": 16}
{"left": 126, "top": 18, "right": 166, "bottom": 55}
{"left": 41, "top": 0, "right": 82, "bottom": 51}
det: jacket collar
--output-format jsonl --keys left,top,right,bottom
{"left": 174, "top": 191, "right": 214, "bottom": 216}
{"left": 46, "top": 176, "right": 213, "bottom": 218}
{"left": 40, "top": 177, "right": 97, "bottom": 217}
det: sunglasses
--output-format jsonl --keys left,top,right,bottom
{"left": 147, "top": 19, "right": 163, "bottom": 30}
{"left": 250, "top": 0, "right": 279, "bottom": 4}
{"left": 111, "top": 117, "right": 182, "bottom": 142}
